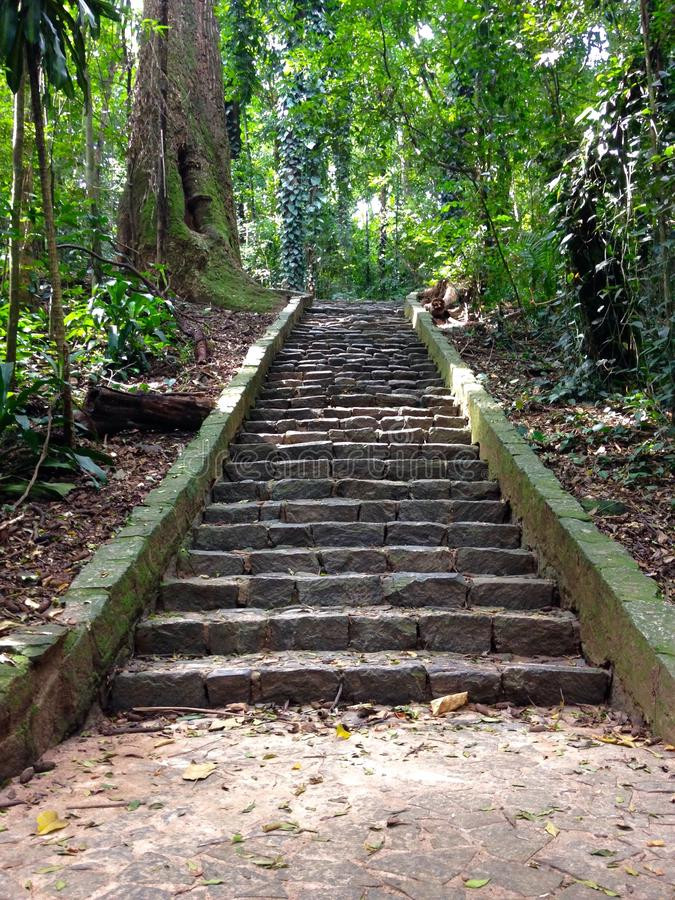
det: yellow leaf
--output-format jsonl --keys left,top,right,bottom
{"left": 36, "top": 810, "right": 68, "bottom": 836}
{"left": 181, "top": 761, "right": 217, "bottom": 781}
{"left": 430, "top": 692, "right": 468, "bottom": 716}
{"left": 545, "top": 821, "right": 560, "bottom": 838}
{"left": 292, "top": 762, "right": 302, "bottom": 770}
{"left": 335, "top": 724, "right": 351, "bottom": 740}
{"left": 624, "top": 866, "right": 639, "bottom": 876}
{"left": 647, "top": 839, "right": 665, "bottom": 847}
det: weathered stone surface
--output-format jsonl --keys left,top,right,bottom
{"left": 343, "top": 663, "right": 428, "bottom": 703}
{"left": 267, "top": 523, "right": 312, "bottom": 547}
{"left": 428, "top": 663, "right": 501, "bottom": 703}
{"left": 269, "top": 478, "right": 333, "bottom": 500}
{"left": 205, "top": 667, "right": 251, "bottom": 704}
{"left": 320, "top": 548, "right": 387, "bottom": 574}
{"left": 503, "top": 663, "right": 610, "bottom": 705}
{"left": 312, "top": 522, "right": 385, "bottom": 547}
{"left": 256, "top": 665, "right": 339, "bottom": 704}
{"left": 239, "top": 576, "right": 296, "bottom": 608}
{"left": 418, "top": 611, "right": 492, "bottom": 653}
{"left": 446, "top": 523, "right": 521, "bottom": 549}
{"left": 284, "top": 499, "right": 358, "bottom": 523}
{"left": 469, "top": 576, "right": 554, "bottom": 610}
{"left": 358, "top": 500, "right": 398, "bottom": 522}
{"left": 335, "top": 478, "right": 408, "bottom": 500}
{"left": 110, "top": 670, "right": 206, "bottom": 710}
{"left": 209, "top": 616, "right": 266, "bottom": 655}
{"left": 161, "top": 578, "right": 239, "bottom": 611}
{"left": 348, "top": 612, "right": 417, "bottom": 651}
{"left": 248, "top": 548, "right": 319, "bottom": 574}
{"left": 455, "top": 547, "right": 535, "bottom": 576}
{"left": 194, "top": 523, "right": 268, "bottom": 551}
{"left": 408, "top": 479, "right": 450, "bottom": 499}
{"left": 179, "top": 550, "right": 245, "bottom": 577}
{"left": 382, "top": 573, "right": 467, "bottom": 608}
{"left": 135, "top": 617, "right": 206, "bottom": 656}
{"left": 493, "top": 612, "right": 580, "bottom": 656}
{"left": 296, "top": 575, "right": 383, "bottom": 607}
{"left": 385, "top": 522, "right": 447, "bottom": 546}
{"left": 386, "top": 546, "right": 454, "bottom": 572}
{"left": 269, "top": 611, "right": 348, "bottom": 650}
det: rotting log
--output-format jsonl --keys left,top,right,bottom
{"left": 81, "top": 385, "right": 214, "bottom": 436}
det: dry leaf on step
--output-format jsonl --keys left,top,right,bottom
{"left": 181, "top": 761, "right": 217, "bottom": 781}
{"left": 430, "top": 692, "right": 468, "bottom": 716}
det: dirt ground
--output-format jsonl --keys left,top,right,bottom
{"left": 0, "top": 702, "right": 672, "bottom": 899}
{"left": 0, "top": 306, "right": 276, "bottom": 623}
{"left": 439, "top": 321, "right": 674, "bottom": 600}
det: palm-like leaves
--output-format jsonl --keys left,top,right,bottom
{"left": 1, "top": 0, "right": 119, "bottom": 95}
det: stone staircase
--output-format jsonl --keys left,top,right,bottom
{"left": 111, "top": 302, "right": 610, "bottom": 711}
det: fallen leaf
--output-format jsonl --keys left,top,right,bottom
{"left": 365, "top": 837, "right": 384, "bottom": 854}
{"left": 36, "top": 811, "right": 68, "bottom": 836}
{"left": 464, "top": 877, "right": 490, "bottom": 889}
{"left": 292, "top": 762, "right": 302, "bottom": 770}
{"left": 431, "top": 692, "right": 468, "bottom": 716}
{"left": 182, "top": 761, "right": 217, "bottom": 781}
{"left": 647, "top": 839, "right": 665, "bottom": 847}
{"left": 202, "top": 879, "right": 225, "bottom": 885}
{"left": 241, "top": 801, "right": 256, "bottom": 813}
{"left": 545, "top": 821, "right": 560, "bottom": 838}
{"left": 231, "top": 833, "right": 244, "bottom": 843}
{"left": 54, "top": 880, "right": 67, "bottom": 892}
{"left": 575, "top": 880, "right": 619, "bottom": 897}
{"left": 336, "top": 724, "right": 351, "bottom": 740}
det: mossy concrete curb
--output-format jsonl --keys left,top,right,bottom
{"left": 405, "top": 295, "right": 675, "bottom": 739}
{"left": 0, "top": 294, "right": 311, "bottom": 780}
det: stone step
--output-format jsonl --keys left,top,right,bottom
{"left": 135, "top": 607, "right": 580, "bottom": 657}
{"left": 222, "top": 458, "right": 488, "bottom": 481}
{"left": 233, "top": 427, "right": 472, "bottom": 445}
{"left": 228, "top": 441, "right": 477, "bottom": 462}
{"left": 248, "top": 404, "right": 462, "bottom": 422}
{"left": 110, "top": 651, "right": 610, "bottom": 710}
{"left": 248, "top": 400, "right": 462, "bottom": 418}
{"left": 202, "top": 498, "right": 508, "bottom": 526}
{"left": 177, "top": 545, "right": 537, "bottom": 578}
{"left": 160, "top": 573, "right": 554, "bottom": 612}
{"left": 242, "top": 415, "right": 469, "bottom": 434}
{"left": 212, "top": 477, "right": 499, "bottom": 503}
{"left": 193, "top": 520, "right": 522, "bottom": 551}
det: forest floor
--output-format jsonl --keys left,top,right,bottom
{"left": 0, "top": 306, "right": 276, "bottom": 625}
{"left": 439, "top": 319, "right": 674, "bottom": 600}
{"left": 0, "top": 701, "right": 672, "bottom": 899}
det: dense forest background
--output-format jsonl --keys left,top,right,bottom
{"left": 0, "top": 0, "right": 672, "bottom": 481}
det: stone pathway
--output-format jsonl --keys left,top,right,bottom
{"left": 110, "top": 302, "right": 610, "bottom": 710}
{"left": 0, "top": 704, "right": 672, "bottom": 899}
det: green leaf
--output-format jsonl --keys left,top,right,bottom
{"left": 464, "top": 878, "right": 491, "bottom": 888}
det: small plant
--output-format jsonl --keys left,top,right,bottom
{"left": 88, "top": 277, "right": 176, "bottom": 377}
{"left": 0, "top": 362, "right": 111, "bottom": 502}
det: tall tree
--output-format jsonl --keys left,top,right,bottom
{"left": 5, "top": 68, "right": 25, "bottom": 370}
{"left": 119, "top": 0, "right": 269, "bottom": 309}
{"left": 1, "top": 0, "right": 119, "bottom": 442}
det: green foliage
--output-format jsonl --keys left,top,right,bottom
{"left": 0, "top": 361, "right": 111, "bottom": 500}
{"left": 0, "top": 0, "right": 120, "bottom": 94}
{"left": 87, "top": 276, "right": 176, "bottom": 377}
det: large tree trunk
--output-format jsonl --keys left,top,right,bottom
{"left": 118, "top": 0, "right": 270, "bottom": 309}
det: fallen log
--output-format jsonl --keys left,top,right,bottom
{"left": 81, "top": 385, "right": 214, "bottom": 436}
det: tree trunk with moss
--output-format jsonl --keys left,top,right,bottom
{"left": 119, "top": 0, "right": 270, "bottom": 309}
